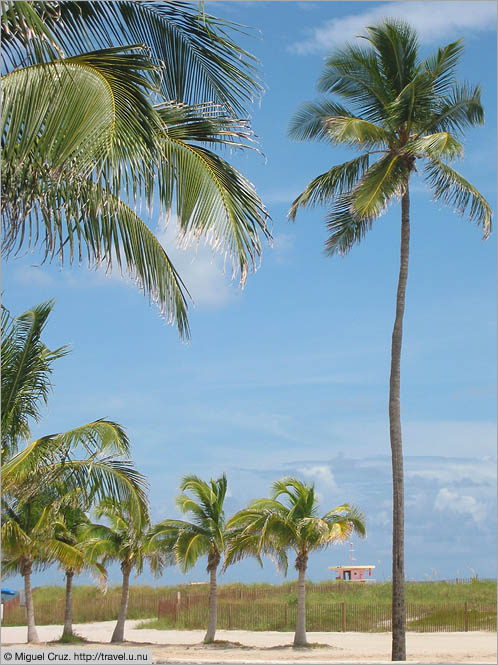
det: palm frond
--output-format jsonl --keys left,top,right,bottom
{"left": 325, "top": 116, "right": 390, "bottom": 149}
{"left": 422, "top": 39, "right": 464, "bottom": 96}
{"left": 425, "top": 83, "right": 484, "bottom": 135}
{"left": 406, "top": 132, "right": 463, "bottom": 161}
{"left": 2, "top": 47, "right": 160, "bottom": 176}
{"left": 288, "top": 99, "right": 354, "bottom": 142}
{"left": 288, "top": 155, "right": 370, "bottom": 222}
{"left": 4, "top": 1, "right": 263, "bottom": 115}
{"left": 159, "top": 138, "right": 270, "bottom": 288}
{"left": 424, "top": 158, "right": 492, "bottom": 238}
{"left": 323, "top": 193, "right": 374, "bottom": 256}
{"left": 317, "top": 44, "right": 390, "bottom": 123}
{"left": 363, "top": 20, "right": 419, "bottom": 95}
{"left": 351, "top": 154, "right": 410, "bottom": 219}
{"left": 1, "top": 301, "right": 69, "bottom": 457}
{"left": 2, "top": 419, "right": 131, "bottom": 491}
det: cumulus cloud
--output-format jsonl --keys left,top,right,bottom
{"left": 290, "top": 1, "right": 497, "bottom": 55}
{"left": 301, "top": 464, "right": 337, "bottom": 490}
{"left": 434, "top": 487, "right": 487, "bottom": 524}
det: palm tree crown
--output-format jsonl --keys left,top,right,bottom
{"left": 288, "top": 20, "right": 491, "bottom": 249}
{"left": 226, "top": 478, "right": 365, "bottom": 573}
{"left": 2, "top": 2, "right": 270, "bottom": 338}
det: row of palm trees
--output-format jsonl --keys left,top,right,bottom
{"left": 1, "top": 300, "right": 365, "bottom": 647}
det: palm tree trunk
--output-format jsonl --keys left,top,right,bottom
{"left": 22, "top": 558, "right": 40, "bottom": 644}
{"left": 294, "top": 558, "right": 307, "bottom": 646}
{"left": 62, "top": 568, "right": 74, "bottom": 637}
{"left": 389, "top": 185, "right": 410, "bottom": 661}
{"left": 111, "top": 563, "right": 131, "bottom": 643}
{"left": 204, "top": 565, "right": 218, "bottom": 643}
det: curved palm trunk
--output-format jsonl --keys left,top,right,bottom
{"left": 294, "top": 555, "right": 308, "bottom": 646}
{"left": 22, "top": 558, "right": 40, "bottom": 644}
{"left": 62, "top": 568, "right": 74, "bottom": 637}
{"left": 389, "top": 185, "right": 410, "bottom": 661}
{"left": 111, "top": 562, "right": 131, "bottom": 643}
{"left": 204, "top": 565, "right": 218, "bottom": 643}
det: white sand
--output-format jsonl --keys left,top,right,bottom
{"left": 2, "top": 620, "right": 496, "bottom": 663}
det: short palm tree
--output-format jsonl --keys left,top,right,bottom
{"left": 51, "top": 490, "right": 106, "bottom": 640}
{"left": 1, "top": 300, "right": 69, "bottom": 459}
{"left": 2, "top": 1, "right": 270, "bottom": 338}
{"left": 1, "top": 489, "right": 83, "bottom": 643}
{"left": 82, "top": 498, "right": 165, "bottom": 643}
{"left": 153, "top": 474, "right": 229, "bottom": 642}
{"left": 288, "top": 20, "right": 491, "bottom": 660}
{"left": 225, "top": 477, "right": 365, "bottom": 646}
{"left": 1, "top": 301, "right": 148, "bottom": 515}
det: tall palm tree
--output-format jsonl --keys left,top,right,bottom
{"left": 152, "top": 474, "right": 229, "bottom": 642}
{"left": 82, "top": 498, "right": 165, "bottom": 643}
{"left": 288, "top": 20, "right": 491, "bottom": 660}
{"left": 225, "top": 477, "right": 365, "bottom": 646}
{"left": 1, "top": 489, "right": 83, "bottom": 643}
{"left": 2, "top": 1, "right": 270, "bottom": 338}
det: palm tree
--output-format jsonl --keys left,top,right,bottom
{"left": 2, "top": 1, "right": 270, "bottom": 338}
{"left": 50, "top": 491, "right": 106, "bottom": 639}
{"left": 1, "top": 301, "right": 69, "bottom": 459}
{"left": 225, "top": 477, "right": 365, "bottom": 646}
{"left": 57, "top": 506, "right": 92, "bottom": 639}
{"left": 1, "top": 488, "right": 83, "bottom": 643}
{"left": 1, "top": 301, "right": 148, "bottom": 515}
{"left": 82, "top": 498, "right": 165, "bottom": 643}
{"left": 152, "top": 474, "right": 229, "bottom": 642}
{"left": 288, "top": 20, "right": 491, "bottom": 660}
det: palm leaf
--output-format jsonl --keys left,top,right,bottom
{"left": 351, "top": 154, "right": 410, "bottom": 218}
{"left": 406, "top": 132, "right": 463, "bottom": 161}
{"left": 424, "top": 158, "right": 492, "bottom": 237}
{"left": 317, "top": 44, "right": 391, "bottom": 123}
{"left": 288, "top": 155, "right": 370, "bottom": 222}
{"left": 1, "top": 301, "right": 69, "bottom": 457}
{"left": 288, "top": 100, "right": 354, "bottom": 142}
{"left": 2, "top": 1, "right": 263, "bottom": 115}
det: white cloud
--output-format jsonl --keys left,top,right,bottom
{"left": 291, "top": 1, "right": 497, "bottom": 55}
{"left": 301, "top": 464, "right": 337, "bottom": 490}
{"left": 154, "top": 216, "right": 235, "bottom": 308}
{"left": 434, "top": 487, "right": 487, "bottom": 524}
{"left": 407, "top": 460, "right": 496, "bottom": 486}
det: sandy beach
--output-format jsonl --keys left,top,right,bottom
{"left": 2, "top": 620, "right": 496, "bottom": 663}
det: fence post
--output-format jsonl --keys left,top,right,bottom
{"left": 464, "top": 602, "right": 468, "bottom": 632}
{"left": 175, "top": 592, "right": 181, "bottom": 625}
{"left": 228, "top": 604, "right": 233, "bottom": 630}
{"left": 341, "top": 601, "right": 346, "bottom": 632}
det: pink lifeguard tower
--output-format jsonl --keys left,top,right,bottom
{"left": 329, "top": 542, "right": 376, "bottom": 582}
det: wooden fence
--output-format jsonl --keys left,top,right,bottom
{"left": 157, "top": 598, "right": 497, "bottom": 632}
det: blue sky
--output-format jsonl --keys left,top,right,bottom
{"left": 4, "top": 1, "right": 496, "bottom": 589}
